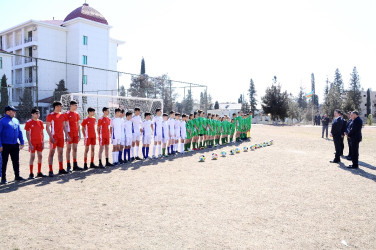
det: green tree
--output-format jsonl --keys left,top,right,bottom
{"left": 140, "top": 57, "right": 146, "bottom": 75}
{"left": 366, "top": 88, "right": 371, "bottom": 115}
{"left": 238, "top": 94, "right": 243, "bottom": 104}
{"left": 248, "top": 78, "right": 257, "bottom": 114}
{"left": 214, "top": 101, "right": 219, "bottom": 109}
{"left": 119, "top": 85, "right": 126, "bottom": 96}
{"left": 287, "top": 94, "right": 301, "bottom": 124}
{"left": 333, "top": 68, "right": 344, "bottom": 95}
{"left": 0, "top": 74, "right": 9, "bottom": 114}
{"left": 53, "top": 79, "right": 68, "bottom": 103}
{"left": 261, "top": 76, "right": 289, "bottom": 121}
{"left": 18, "top": 87, "right": 34, "bottom": 122}
{"left": 297, "top": 86, "right": 307, "bottom": 109}
{"left": 241, "top": 101, "right": 250, "bottom": 114}
{"left": 343, "top": 67, "right": 362, "bottom": 113}
{"left": 182, "top": 89, "right": 194, "bottom": 114}
{"left": 129, "top": 74, "right": 152, "bottom": 98}
{"left": 324, "top": 84, "right": 342, "bottom": 119}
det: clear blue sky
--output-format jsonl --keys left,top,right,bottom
{"left": 1, "top": 0, "right": 375, "bottom": 105}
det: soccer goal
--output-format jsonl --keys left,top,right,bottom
{"left": 60, "top": 93, "right": 163, "bottom": 118}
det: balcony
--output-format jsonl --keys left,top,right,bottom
{"left": 24, "top": 57, "right": 33, "bottom": 63}
{"left": 24, "top": 37, "right": 33, "bottom": 43}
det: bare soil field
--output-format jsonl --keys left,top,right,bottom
{"left": 0, "top": 125, "right": 375, "bottom": 249}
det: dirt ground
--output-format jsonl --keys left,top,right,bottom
{"left": 0, "top": 125, "right": 375, "bottom": 249}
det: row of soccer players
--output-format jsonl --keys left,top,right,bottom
{"left": 24, "top": 100, "right": 251, "bottom": 179}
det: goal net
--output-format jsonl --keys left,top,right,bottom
{"left": 60, "top": 93, "right": 163, "bottom": 118}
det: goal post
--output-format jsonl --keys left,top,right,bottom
{"left": 60, "top": 93, "right": 163, "bottom": 118}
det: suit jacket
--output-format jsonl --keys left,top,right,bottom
{"left": 346, "top": 119, "right": 353, "bottom": 134}
{"left": 348, "top": 116, "right": 362, "bottom": 142}
{"left": 331, "top": 117, "right": 343, "bottom": 138}
{"left": 341, "top": 119, "right": 347, "bottom": 135}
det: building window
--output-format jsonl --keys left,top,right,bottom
{"left": 0, "top": 57, "right": 2, "bottom": 69}
{"left": 83, "top": 55, "right": 87, "bottom": 65}
{"left": 83, "top": 75, "right": 87, "bottom": 85}
{"left": 83, "top": 36, "right": 88, "bottom": 45}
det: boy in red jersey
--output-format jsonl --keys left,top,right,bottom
{"left": 46, "top": 101, "right": 70, "bottom": 176}
{"left": 97, "top": 107, "right": 113, "bottom": 168}
{"left": 25, "top": 108, "right": 46, "bottom": 179}
{"left": 81, "top": 107, "right": 98, "bottom": 170}
{"left": 64, "top": 100, "right": 83, "bottom": 172}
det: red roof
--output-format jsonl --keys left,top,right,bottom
{"left": 63, "top": 3, "right": 108, "bottom": 25}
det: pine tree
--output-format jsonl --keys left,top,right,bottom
{"left": 18, "top": 87, "right": 34, "bottom": 122}
{"left": 119, "top": 85, "right": 126, "bottom": 96}
{"left": 182, "top": 89, "right": 194, "bottom": 114}
{"left": 248, "top": 78, "right": 257, "bottom": 114}
{"left": 214, "top": 101, "right": 219, "bottom": 109}
{"left": 333, "top": 68, "right": 344, "bottom": 95}
{"left": 140, "top": 57, "right": 146, "bottom": 75}
{"left": 0, "top": 74, "right": 9, "bottom": 114}
{"left": 53, "top": 79, "right": 68, "bottom": 103}
{"left": 241, "top": 101, "right": 250, "bottom": 114}
{"left": 297, "top": 86, "right": 307, "bottom": 109}
{"left": 344, "top": 66, "right": 362, "bottom": 112}
{"left": 261, "top": 76, "right": 289, "bottom": 121}
{"left": 366, "top": 88, "right": 371, "bottom": 115}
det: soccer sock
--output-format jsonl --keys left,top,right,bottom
{"left": 67, "top": 160, "right": 70, "bottom": 164}
{"left": 171, "top": 145, "right": 174, "bottom": 153}
{"left": 127, "top": 148, "right": 131, "bottom": 160}
{"left": 59, "top": 162, "right": 63, "bottom": 170}
{"left": 106, "top": 158, "right": 109, "bottom": 164}
{"left": 167, "top": 146, "right": 170, "bottom": 154}
{"left": 142, "top": 147, "right": 146, "bottom": 158}
{"left": 73, "top": 158, "right": 77, "bottom": 163}
{"left": 29, "top": 165, "right": 33, "bottom": 174}
{"left": 118, "top": 151, "right": 122, "bottom": 162}
{"left": 174, "top": 144, "right": 178, "bottom": 152}
{"left": 162, "top": 148, "right": 166, "bottom": 155}
{"left": 131, "top": 147, "right": 134, "bottom": 158}
{"left": 49, "top": 164, "right": 53, "bottom": 172}
{"left": 91, "top": 157, "right": 94, "bottom": 163}
{"left": 158, "top": 145, "right": 161, "bottom": 155}
{"left": 153, "top": 145, "right": 157, "bottom": 156}
{"left": 146, "top": 147, "right": 149, "bottom": 158}
{"left": 37, "top": 163, "right": 41, "bottom": 173}
{"left": 84, "top": 157, "right": 88, "bottom": 163}
{"left": 180, "top": 143, "right": 184, "bottom": 153}
{"left": 112, "top": 152, "right": 117, "bottom": 163}
{"left": 135, "top": 146, "right": 139, "bottom": 157}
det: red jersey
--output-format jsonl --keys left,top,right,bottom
{"left": 97, "top": 116, "right": 111, "bottom": 139}
{"left": 64, "top": 111, "right": 80, "bottom": 135}
{"left": 81, "top": 117, "right": 96, "bottom": 138}
{"left": 24, "top": 119, "right": 44, "bottom": 144}
{"left": 46, "top": 112, "right": 66, "bottom": 138}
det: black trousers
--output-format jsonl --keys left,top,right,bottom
{"left": 351, "top": 139, "right": 360, "bottom": 167}
{"left": 340, "top": 136, "right": 344, "bottom": 156}
{"left": 322, "top": 125, "right": 328, "bottom": 138}
{"left": 347, "top": 138, "right": 352, "bottom": 157}
{"left": 1, "top": 144, "right": 20, "bottom": 179}
{"left": 333, "top": 136, "right": 342, "bottom": 161}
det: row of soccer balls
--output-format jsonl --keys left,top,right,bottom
{"left": 199, "top": 140, "right": 274, "bottom": 161}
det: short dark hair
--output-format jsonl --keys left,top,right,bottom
{"left": 189, "top": 113, "right": 194, "bottom": 117}
{"left": 170, "top": 110, "right": 175, "bottom": 114}
{"left": 198, "top": 110, "right": 202, "bottom": 114}
{"left": 134, "top": 107, "right": 140, "bottom": 112}
{"left": 182, "top": 114, "right": 187, "bottom": 118}
{"left": 334, "top": 109, "right": 341, "bottom": 114}
{"left": 70, "top": 100, "right": 78, "bottom": 105}
{"left": 145, "top": 112, "right": 151, "bottom": 117}
{"left": 53, "top": 101, "right": 62, "bottom": 108}
{"left": 156, "top": 108, "right": 161, "bottom": 113}
{"left": 193, "top": 112, "right": 197, "bottom": 116}
{"left": 102, "top": 107, "right": 109, "bottom": 112}
{"left": 120, "top": 109, "right": 125, "bottom": 114}
{"left": 31, "top": 108, "right": 40, "bottom": 114}
{"left": 87, "top": 107, "right": 95, "bottom": 113}
{"left": 163, "top": 113, "right": 168, "bottom": 117}
{"left": 115, "top": 108, "right": 121, "bottom": 113}
{"left": 126, "top": 111, "right": 133, "bottom": 117}
{"left": 352, "top": 111, "right": 359, "bottom": 116}
{"left": 175, "top": 113, "right": 181, "bottom": 116}
{"left": 232, "top": 113, "right": 236, "bottom": 116}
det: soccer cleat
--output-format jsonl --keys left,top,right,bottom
{"left": 58, "top": 169, "right": 69, "bottom": 175}
{"left": 73, "top": 162, "right": 83, "bottom": 171}
{"left": 28, "top": 173, "right": 35, "bottom": 180}
{"left": 152, "top": 155, "right": 158, "bottom": 159}
{"left": 98, "top": 162, "right": 106, "bottom": 169}
{"left": 83, "top": 163, "right": 89, "bottom": 170}
{"left": 48, "top": 171, "right": 54, "bottom": 177}
{"left": 90, "top": 162, "right": 98, "bottom": 169}
{"left": 158, "top": 154, "right": 162, "bottom": 158}
{"left": 67, "top": 163, "right": 72, "bottom": 173}
{"left": 1, "top": 178, "right": 8, "bottom": 184}
{"left": 131, "top": 157, "right": 135, "bottom": 161}
{"left": 135, "top": 156, "right": 142, "bottom": 161}
{"left": 37, "top": 172, "right": 48, "bottom": 178}
{"left": 106, "top": 162, "right": 114, "bottom": 167}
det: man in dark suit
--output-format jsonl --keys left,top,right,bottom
{"left": 346, "top": 111, "right": 362, "bottom": 169}
{"left": 321, "top": 114, "right": 329, "bottom": 138}
{"left": 330, "top": 109, "right": 343, "bottom": 163}
{"left": 345, "top": 112, "right": 353, "bottom": 160}
{"left": 340, "top": 112, "right": 347, "bottom": 156}
{"left": 316, "top": 114, "right": 321, "bottom": 126}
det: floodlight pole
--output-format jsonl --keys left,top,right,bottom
{"left": 117, "top": 72, "right": 120, "bottom": 96}
{"left": 35, "top": 58, "right": 38, "bottom": 109}
{"left": 82, "top": 66, "right": 84, "bottom": 93}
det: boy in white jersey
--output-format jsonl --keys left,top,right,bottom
{"left": 151, "top": 108, "right": 163, "bottom": 158}
{"left": 131, "top": 107, "right": 143, "bottom": 161}
{"left": 174, "top": 113, "right": 181, "bottom": 154}
{"left": 110, "top": 108, "right": 123, "bottom": 165}
{"left": 118, "top": 109, "right": 126, "bottom": 164}
{"left": 123, "top": 111, "right": 133, "bottom": 162}
{"left": 168, "top": 111, "right": 175, "bottom": 155}
{"left": 180, "top": 114, "right": 188, "bottom": 153}
{"left": 161, "top": 113, "right": 169, "bottom": 157}
{"left": 141, "top": 112, "right": 152, "bottom": 159}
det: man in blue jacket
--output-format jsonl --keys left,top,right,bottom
{"left": 330, "top": 109, "right": 343, "bottom": 164}
{"left": 346, "top": 111, "right": 362, "bottom": 169}
{"left": 0, "top": 106, "right": 25, "bottom": 184}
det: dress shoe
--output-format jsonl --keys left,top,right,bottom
{"left": 15, "top": 176, "right": 25, "bottom": 181}
{"left": 1, "top": 178, "right": 7, "bottom": 184}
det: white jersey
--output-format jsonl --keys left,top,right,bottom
{"left": 168, "top": 118, "right": 175, "bottom": 136}
{"left": 111, "top": 117, "right": 123, "bottom": 140}
{"left": 174, "top": 119, "right": 181, "bottom": 136}
{"left": 124, "top": 119, "right": 134, "bottom": 139}
{"left": 131, "top": 115, "right": 142, "bottom": 134}
{"left": 142, "top": 120, "right": 152, "bottom": 136}
{"left": 152, "top": 115, "right": 163, "bottom": 136}
{"left": 162, "top": 120, "right": 169, "bottom": 140}
{"left": 180, "top": 120, "right": 187, "bottom": 138}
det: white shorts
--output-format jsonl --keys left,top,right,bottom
{"left": 162, "top": 136, "right": 169, "bottom": 144}
{"left": 154, "top": 134, "right": 162, "bottom": 142}
{"left": 175, "top": 135, "right": 181, "bottom": 140}
{"left": 175, "top": 130, "right": 180, "bottom": 138}
{"left": 133, "top": 132, "right": 141, "bottom": 142}
{"left": 180, "top": 132, "right": 187, "bottom": 140}
{"left": 112, "top": 138, "right": 122, "bottom": 145}
{"left": 143, "top": 134, "right": 152, "bottom": 145}
{"left": 124, "top": 137, "right": 132, "bottom": 147}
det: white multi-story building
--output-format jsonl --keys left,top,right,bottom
{"left": 0, "top": 3, "right": 124, "bottom": 117}
{"left": 360, "top": 90, "right": 376, "bottom": 118}
{"left": 0, "top": 50, "right": 13, "bottom": 98}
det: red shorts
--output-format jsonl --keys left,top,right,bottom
{"left": 68, "top": 133, "right": 79, "bottom": 144}
{"left": 99, "top": 137, "right": 110, "bottom": 146}
{"left": 50, "top": 137, "right": 64, "bottom": 149}
{"left": 84, "top": 137, "right": 96, "bottom": 146}
{"left": 29, "top": 143, "right": 43, "bottom": 153}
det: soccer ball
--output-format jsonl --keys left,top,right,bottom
{"left": 199, "top": 155, "right": 205, "bottom": 162}
{"left": 258, "top": 144, "right": 262, "bottom": 148}
{"left": 235, "top": 148, "right": 240, "bottom": 154}
{"left": 243, "top": 146, "right": 248, "bottom": 152}
{"left": 263, "top": 142, "right": 267, "bottom": 147}
{"left": 250, "top": 145, "right": 255, "bottom": 151}
{"left": 212, "top": 153, "right": 218, "bottom": 160}
{"left": 270, "top": 140, "right": 274, "bottom": 145}
{"left": 221, "top": 151, "right": 227, "bottom": 157}
{"left": 230, "top": 149, "right": 235, "bottom": 155}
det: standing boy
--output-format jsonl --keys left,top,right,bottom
{"left": 81, "top": 107, "right": 98, "bottom": 169}
{"left": 151, "top": 108, "right": 163, "bottom": 158}
{"left": 110, "top": 108, "right": 123, "bottom": 165}
{"left": 162, "top": 113, "right": 169, "bottom": 157}
{"left": 180, "top": 114, "right": 187, "bottom": 153}
{"left": 131, "top": 107, "right": 143, "bottom": 161}
{"left": 97, "top": 107, "right": 113, "bottom": 167}
{"left": 46, "top": 101, "right": 70, "bottom": 176}
{"left": 142, "top": 112, "right": 152, "bottom": 159}
{"left": 174, "top": 113, "right": 181, "bottom": 153}
{"left": 25, "top": 108, "right": 46, "bottom": 178}
{"left": 168, "top": 111, "right": 176, "bottom": 155}
{"left": 118, "top": 109, "right": 125, "bottom": 164}
{"left": 64, "top": 100, "right": 82, "bottom": 172}
{"left": 123, "top": 111, "right": 134, "bottom": 162}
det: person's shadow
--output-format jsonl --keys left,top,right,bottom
{"left": 338, "top": 162, "right": 376, "bottom": 182}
